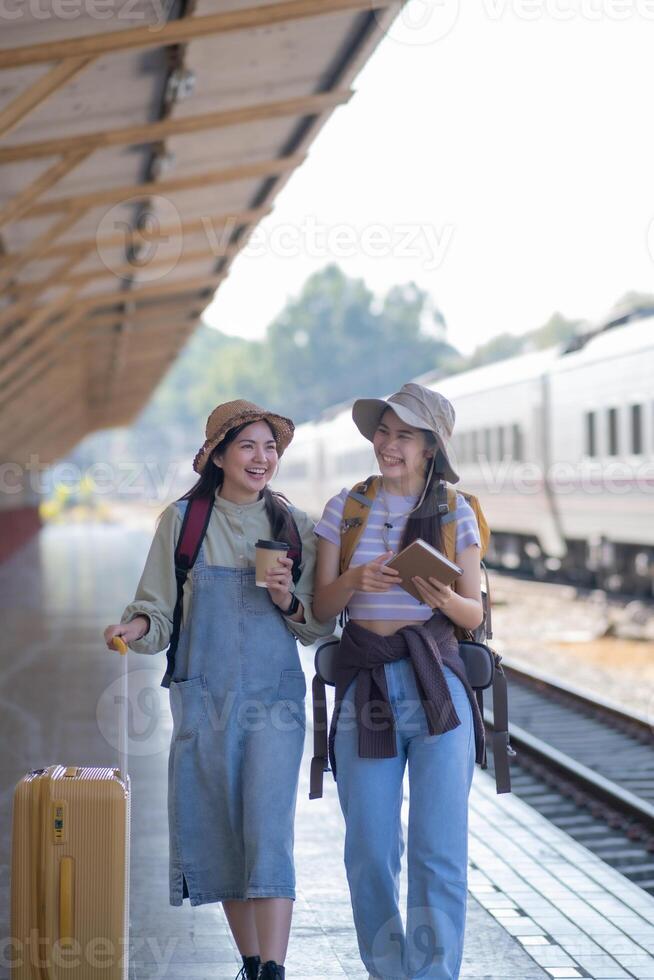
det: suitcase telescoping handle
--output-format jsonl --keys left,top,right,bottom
{"left": 110, "top": 636, "right": 129, "bottom": 779}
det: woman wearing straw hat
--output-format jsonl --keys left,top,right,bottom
{"left": 104, "top": 400, "right": 335, "bottom": 980}
{"left": 312, "top": 382, "right": 485, "bottom": 980}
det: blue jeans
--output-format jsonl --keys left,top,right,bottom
{"left": 334, "top": 658, "right": 475, "bottom": 980}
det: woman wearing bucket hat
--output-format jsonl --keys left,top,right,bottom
{"left": 104, "top": 399, "right": 335, "bottom": 980}
{"left": 312, "top": 382, "right": 485, "bottom": 980}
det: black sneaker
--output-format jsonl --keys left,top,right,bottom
{"left": 236, "top": 955, "right": 261, "bottom": 980}
{"left": 258, "top": 961, "right": 285, "bottom": 980}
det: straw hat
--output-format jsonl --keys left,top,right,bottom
{"left": 352, "top": 382, "right": 459, "bottom": 484}
{"left": 193, "top": 399, "right": 295, "bottom": 474}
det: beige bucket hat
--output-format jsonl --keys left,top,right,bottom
{"left": 193, "top": 399, "right": 295, "bottom": 474}
{"left": 352, "top": 382, "right": 459, "bottom": 484}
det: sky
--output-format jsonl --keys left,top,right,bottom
{"left": 204, "top": 0, "right": 654, "bottom": 356}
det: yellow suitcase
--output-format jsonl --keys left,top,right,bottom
{"left": 10, "top": 639, "right": 130, "bottom": 980}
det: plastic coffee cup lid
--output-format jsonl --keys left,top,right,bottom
{"left": 255, "top": 539, "right": 290, "bottom": 550}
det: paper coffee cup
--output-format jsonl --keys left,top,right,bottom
{"left": 255, "top": 539, "right": 289, "bottom": 587}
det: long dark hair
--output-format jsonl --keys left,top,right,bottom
{"left": 397, "top": 433, "right": 449, "bottom": 553}
{"left": 182, "top": 419, "right": 299, "bottom": 564}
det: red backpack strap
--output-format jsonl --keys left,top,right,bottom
{"left": 160, "top": 495, "right": 214, "bottom": 689}
{"left": 175, "top": 495, "right": 214, "bottom": 571}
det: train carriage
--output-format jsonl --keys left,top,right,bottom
{"left": 279, "top": 308, "right": 654, "bottom": 595}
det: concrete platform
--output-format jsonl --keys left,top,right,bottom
{"left": 1, "top": 521, "right": 653, "bottom": 979}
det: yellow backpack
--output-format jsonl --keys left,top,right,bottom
{"left": 339, "top": 474, "right": 490, "bottom": 573}
{"left": 308, "top": 477, "right": 513, "bottom": 800}
{"left": 338, "top": 475, "right": 492, "bottom": 642}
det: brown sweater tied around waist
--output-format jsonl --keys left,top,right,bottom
{"left": 309, "top": 614, "right": 486, "bottom": 800}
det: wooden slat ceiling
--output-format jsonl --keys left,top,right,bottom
{"left": 0, "top": 0, "right": 401, "bottom": 467}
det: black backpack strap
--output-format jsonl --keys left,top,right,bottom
{"left": 309, "top": 635, "right": 340, "bottom": 799}
{"left": 285, "top": 507, "right": 303, "bottom": 586}
{"left": 476, "top": 688, "right": 487, "bottom": 771}
{"left": 160, "top": 496, "right": 214, "bottom": 689}
{"left": 309, "top": 674, "right": 329, "bottom": 799}
{"left": 435, "top": 477, "right": 449, "bottom": 517}
{"left": 481, "top": 562, "right": 493, "bottom": 639}
{"left": 490, "top": 652, "right": 515, "bottom": 793}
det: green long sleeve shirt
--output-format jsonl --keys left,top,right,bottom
{"left": 121, "top": 491, "right": 335, "bottom": 653}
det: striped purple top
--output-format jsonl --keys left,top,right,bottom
{"left": 315, "top": 487, "right": 481, "bottom": 621}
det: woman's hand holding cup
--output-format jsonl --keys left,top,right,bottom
{"left": 264, "top": 555, "right": 295, "bottom": 609}
{"left": 255, "top": 539, "right": 293, "bottom": 609}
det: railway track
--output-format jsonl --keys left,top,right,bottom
{"left": 489, "top": 565, "right": 654, "bottom": 607}
{"left": 486, "top": 658, "right": 654, "bottom": 893}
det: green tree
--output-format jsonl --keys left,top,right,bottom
{"left": 265, "top": 265, "right": 456, "bottom": 420}
{"left": 77, "top": 267, "right": 647, "bottom": 474}
{"left": 462, "top": 311, "right": 582, "bottom": 370}
{"left": 527, "top": 311, "right": 582, "bottom": 350}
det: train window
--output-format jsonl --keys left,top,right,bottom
{"left": 484, "top": 428, "right": 492, "bottom": 461}
{"left": 607, "top": 407, "right": 618, "bottom": 456}
{"left": 512, "top": 424, "right": 523, "bottom": 461}
{"left": 631, "top": 404, "right": 643, "bottom": 454}
{"left": 585, "top": 411, "right": 596, "bottom": 457}
{"left": 497, "top": 426, "right": 505, "bottom": 460}
{"left": 335, "top": 448, "right": 375, "bottom": 474}
{"left": 282, "top": 461, "right": 308, "bottom": 479}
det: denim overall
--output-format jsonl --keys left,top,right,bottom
{"left": 166, "top": 535, "right": 306, "bottom": 907}
{"left": 334, "top": 658, "right": 475, "bottom": 980}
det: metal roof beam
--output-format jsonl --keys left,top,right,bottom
{"left": 27, "top": 154, "right": 306, "bottom": 218}
{"left": 87, "top": 302, "right": 201, "bottom": 328}
{"left": 0, "top": 57, "right": 94, "bottom": 139}
{"left": 0, "top": 149, "right": 92, "bottom": 229}
{"left": 76, "top": 273, "right": 226, "bottom": 313}
{"left": 0, "top": 210, "right": 87, "bottom": 289}
{"left": 0, "top": 1, "right": 398, "bottom": 69}
{"left": 0, "top": 91, "right": 351, "bottom": 164}
{"left": 1, "top": 205, "right": 268, "bottom": 301}
{"left": 15, "top": 244, "right": 239, "bottom": 298}
{"left": 0, "top": 292, "right": 80, "bottom": 389}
